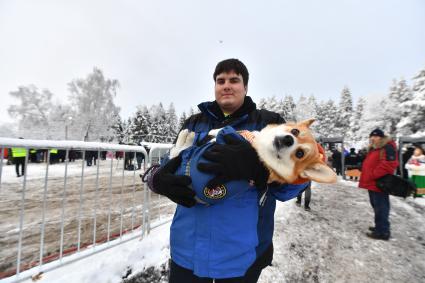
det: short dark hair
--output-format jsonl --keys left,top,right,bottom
{"left": 213, "top": 59, "right": 249, "bottom": 87}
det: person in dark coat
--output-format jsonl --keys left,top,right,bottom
{"left": 359, "top": 128, "right": 399, "bottom": 240}
{"left": 136, "top": 151, "right": 145, "bottom": 170}
{"left": 331, "top": 149, "right": 342, "bottom": 175}
{"left": 345, "top": 148, "right": 359, "bottom": 168}
{"left": 296, "top": 182, "right": 311, "bottom": 211}
{"left": 345, "top": 148, "right": 360, "bottom": 180}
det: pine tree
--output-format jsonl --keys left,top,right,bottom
{"left": 178, "top": 112, "right": 187, "bottom": 130}
{"left": 397, "top": 68, "right": 425, "bottom": 135}
{"left": 314, "top": 100, "right": 338, "bottom": 138}
{"left": 111, "top": 115, "right": 125, "bottom": 143}
{"left": 294, "top": 95, "right": 316, "bottom": 122}
{"left": 166, "top": 103, "right": 178, "bottom": 143}
{"left": 383, "top": 79, "right": 412, "bottom": 136}
{"left": 131, "top": 106, "right": 151, "bottom": 143}
{"left": 335, "top": 86, "right": 353, "bottom": 137}
{"left": 350, "top": 97, "right": 366, "bottom": 142}
{"left": 148, "top": 103, "right": 168, "bottom": 143}
{"left": 282, "top": 95, "right": 296, "bottom": 121}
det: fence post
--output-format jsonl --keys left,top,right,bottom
{"left": 16, "top": 148, "right": 30, "bottom": 277}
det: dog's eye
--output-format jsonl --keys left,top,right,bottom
{"left": 291, "top": 129, "right": 300, "bottom": 136}
{"left": 295, "top": 149, "right": 304, "bottom": 159}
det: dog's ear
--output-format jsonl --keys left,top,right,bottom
{"left": 299, "top": 118, "right": 315, "bottom": 128}
{"left": 300, "top": 162, "right": 337, "bottom": 183}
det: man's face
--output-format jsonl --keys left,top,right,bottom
{"left": 370, "top": 135, "right": 382, "bottom": 146}
{"left": 214, "top": 71, "right": 247, "bottom": 114}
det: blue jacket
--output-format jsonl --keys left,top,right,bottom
{"left": 169, "top": 97, "right": 308, "bottom": 278}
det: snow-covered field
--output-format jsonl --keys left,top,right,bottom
{"left": 0, "top": 159, "right": 175, "bottom": 278}
{"left": 2, "top": 172, "right": 425, "bottom": 282}
{"left": 259, "top": 181, "right": 425, "bottom": 283}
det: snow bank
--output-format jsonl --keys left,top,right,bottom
{"left": 8, "top": 223, "right": 171, "bottom": 283}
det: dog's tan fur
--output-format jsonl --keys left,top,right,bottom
{"left": 170, "top": 119, "right": 336, "bottom": 185}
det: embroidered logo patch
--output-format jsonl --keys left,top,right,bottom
{"left": 204, "top": 185, "right": 227, "bottom": 199}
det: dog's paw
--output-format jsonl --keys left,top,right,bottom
{"left": 170, "top": 130, "right": 196, "bottom": 159}
{"left": 208, "top": 128, "right": 222, "bottom": 137}
{"left": 184, "top": 131, "right": 196, "bottom": 147}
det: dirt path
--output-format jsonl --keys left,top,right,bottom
{"left": 0, "top": 167, "right": 174, "bottom": 275}
{"left": 259, "top": 182, "right": 425, "bottom": 283}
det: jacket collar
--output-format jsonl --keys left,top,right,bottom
{"left": 369, "top": 136, "right": 393, "bottom": 150}
{"left": 197, "top": 96, "right": 257, "bottom": 121}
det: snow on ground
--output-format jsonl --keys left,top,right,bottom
{"left": 6, "top": 222, "right": 171, "bottom": 283}
{"left": 259, "top": 182, "right": 425, "bottom": 283}
{"left": 2, "top": 180, "right": 425, "bottom": 283}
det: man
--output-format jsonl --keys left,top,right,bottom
{"left": 331, "top": 148, "right": 342, "bottom": 175}
{"left": 359, "top": 128, "right": 399, "bottom": 240}
{"left": 11, "top": 143, "right": 27, "bottom": 177}
{"left": 147, "top": 59, "right": 308, "bottom": 282}
{"left": 296, "top": 182, "right": 311, "bottom": 211}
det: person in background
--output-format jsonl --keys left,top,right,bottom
{"left": 358, "top": 128, "right": 398, "bottom": 240}
{"left": 332, "top": 148, "right": 342, "bottom": 176}
{"left": 405, "top": 144, "right": 425, "bottom": 197}
{"left": 136, "top": 151, "right": 145, "bottom": 170}
{"left": 296, "top": 182, "right": 311, "bottom": 211}
{"left": 11, "top": 138, "right": 26, "bottom": 177}
{"left": 345, "top": 148, "right": 360, "bottom": 180}
{"left": 400, "top": 146, "right": 415, "bottom": 179}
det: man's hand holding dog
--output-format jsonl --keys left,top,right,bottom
{"left": 152, "top": 155, "right": 197, "bottom": 208}
{"left": 198, "top": 134, "right": 269, "bottom": 190}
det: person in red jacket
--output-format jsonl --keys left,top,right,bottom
{"left": 359, "top": 128, "right": 399, "bottom": 240}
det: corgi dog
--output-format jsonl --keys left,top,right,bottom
{"left": 170, "top": 119, "right": 336, "bottom": 185}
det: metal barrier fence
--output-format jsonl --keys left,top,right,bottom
{"left": 0, "top": 138, "right": 174, "bottom": 282}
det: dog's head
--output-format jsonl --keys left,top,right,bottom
{"left": 252, "top": 119, "right": 336, "bottom": 184}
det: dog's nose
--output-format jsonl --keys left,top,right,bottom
{"left": 274, "top": 135, "right": 294, "bottom": 149}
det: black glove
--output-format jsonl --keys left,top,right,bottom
{"left": 152, "top": 155, "right": 196, "bottom": 208}
{"left": 197, "top": 134, "right": 269, "bottom": 190}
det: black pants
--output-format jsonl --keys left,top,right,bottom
{"left": 297, "top": 185, "right": 311, "bottom": 207}
{"left": 169, "top": 244, "right": 273, "bottom": 283}
{"left": 14, "top": 157, "right": 25, "bottom": 176}
{"left": 368, "top": 190, "right": 390, "bottom": 235}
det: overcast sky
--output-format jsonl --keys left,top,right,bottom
{"left": 1, "top": 0, "right": 424, "bottom": 124}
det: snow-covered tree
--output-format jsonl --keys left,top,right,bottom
{"left": 68, "top": 67, "right": 120, "bottom": 141}
{"left": 178, "top": 112, "right": 187, "bottom": 130}
{"left": 294, "top": 95, "right": 316, "bottom": 122}
{"left": 397, "top": 68, "right": 425, "bottom": 136}
{"left": 148, "top": 103, "right": 168, "bottom": 143}
{"left": 350, "top": 97, "right": 366, "bottom": 142}
{"left": 381, "top": 79, "right": 412, "bottom": 137}
{"left": 132, "top": 106, "right": 151, "bottom": 143}
{"left": 166, "top": 103, "right": 178, "bottom": 142}
{"left": 0, "top": 123, "right": 17, "bottom": 138}
{"left": 111, "top": 115, "right": 126, "bottom": 143}
{"left": 335, "top": 86, "right": 353, "bottom": 137}
{"left": 257, "top": 98, "right": 267, "bottom": 109}
{"left": 8, "top": 85, "right": 56, "bottom": 139}
{"left": 314, "top": 100, "right": 338, "bottom": 138}
{"left": 281, "top": 95, "right": 297, "bottom": 121}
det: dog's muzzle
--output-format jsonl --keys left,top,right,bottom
{"left": 273, "top": 135, "right": 294, "bottom": 150}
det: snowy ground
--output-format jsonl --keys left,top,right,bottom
{"left": 0, "top": 159, "right": 175, "bottom": 277}
{"left": 259, "top": 181, "right": 425, "bottom": 283}
{"left": 2, "top": 179, "right": 425, "bottom": 283}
